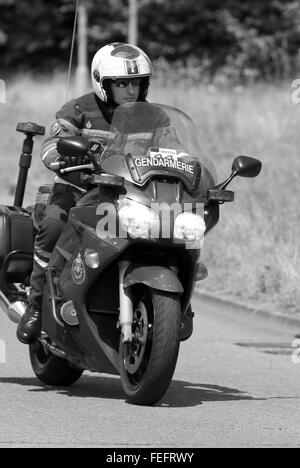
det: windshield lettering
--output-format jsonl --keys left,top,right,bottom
{"left": 134, "top": 156, "right": 195, "bottom": 174}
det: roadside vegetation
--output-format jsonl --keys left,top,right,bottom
{"left": 0, "top": 73, "right": 299, "bottom": 316}
{"left": 151, "top": 81, "right": 300, "bottom": 316}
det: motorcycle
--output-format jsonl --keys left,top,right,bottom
{"left": 0, "top": 102, "right": 261, "bottom": 405}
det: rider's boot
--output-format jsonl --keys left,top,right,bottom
{"left": 16, "top": 304, "right": 41, "bottom": 345}
{"left": 16, "top": 251, "right": 46, "bottom": 345}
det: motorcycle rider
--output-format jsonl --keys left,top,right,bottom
{"left": 17, "top": 42, "right": 153, "bottom": 344}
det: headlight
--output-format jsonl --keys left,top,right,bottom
{"left": 119, "top": 200, "right": 160, "bottom": 239}
{"left": 174, "top": 212, "right": 206, "bottom": 246}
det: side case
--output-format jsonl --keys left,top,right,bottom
{"left": 0, "top": 205, "right": 33, "bottom": 283}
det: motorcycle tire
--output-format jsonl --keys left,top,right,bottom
{"left": 29, "top": 341, "right": 83, "bottom": 386}
{"left": 119, "top": 287, "right": 181, "bottom": 406}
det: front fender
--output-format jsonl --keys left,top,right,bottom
{"left": 123, "top": 264, "right": 184, "bottom": 294}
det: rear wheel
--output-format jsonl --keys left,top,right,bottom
{"left": 119, "top": 287, "right": 181, "bottom": 406}
{"left": 29, "top": 341, "right": 83, "bottom": 386}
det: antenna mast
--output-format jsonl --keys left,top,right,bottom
{"left": 128, "top": 0, "right": 138, "bottom": 45}
{"left": 66, "top": 0, "right": 80, "bottom": 102}
{"left": 76, "top": 0, "right": 89, "bottom": 96}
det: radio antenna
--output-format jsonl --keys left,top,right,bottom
{"left": 65, "top": 0, "right": 80, "bottom": 102}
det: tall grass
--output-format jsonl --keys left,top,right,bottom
{"left": 0, "top": 74, "right": 299, "bottom": 315}
{"left": 150, "top": 83, "right": 300, "bottom": 315}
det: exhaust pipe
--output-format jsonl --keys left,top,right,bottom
{"left": 0, "top": 290, "right": 26, "bottom": 324}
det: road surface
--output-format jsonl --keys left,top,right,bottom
{"left": 0, "top": 295, "right": 299, "bottom": 448}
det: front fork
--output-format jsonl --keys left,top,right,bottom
{"left": 118, "top": 260, "right": 203, "bottom": 343}
{"left": 119, "top": 261, "right": 133, "bottom": 343}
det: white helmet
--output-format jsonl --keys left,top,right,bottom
{"left": 91, "top": 42, "right": 153, "bottom": 102}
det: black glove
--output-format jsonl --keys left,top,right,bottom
{"left": 60, "top": 155, "right": 85, "bottom": 168}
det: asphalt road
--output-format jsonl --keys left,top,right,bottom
{"left": 0, "top": 295, "right": 299, "bottom": 448}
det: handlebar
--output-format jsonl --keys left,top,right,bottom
{"left": 60, "top": 163, "right": 95, "bottom": 174}
{"left": 50, "top": 161, "right": 96, "bottom": 174}
{"left": 51, "top": 143, "right": 102, "bottom": 174}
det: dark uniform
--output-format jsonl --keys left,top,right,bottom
{"left": 30, "top": 92, "right": 114, "bottom": 310}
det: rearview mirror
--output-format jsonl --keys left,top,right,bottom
{"left": 232, "top": 156, "right": 262, "bottom": 178}
{"left": 57, "top": 136, "right": 89, "bottom": 159}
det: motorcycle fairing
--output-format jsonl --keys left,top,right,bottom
{"left": 42, "top": 220, "right": 124, "bottom": 373}
{"left": 42, "top": 292, "right": 119, "bottom": 374}
{"left": 43, "top": 256, "right": 121, "bottom": 373}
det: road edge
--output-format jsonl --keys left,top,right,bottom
{"left": 194, "top": 290, "right": 300, "bottom": 335}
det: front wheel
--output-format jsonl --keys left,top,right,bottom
{"left": 119, "top": 287, "right": 181, "bottom": 406}
{"left": 29, "top": 341, "right": 83, "bottom": 387}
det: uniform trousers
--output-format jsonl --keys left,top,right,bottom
{"left": 29, "top": 183, "right": 83, "bottom": 309}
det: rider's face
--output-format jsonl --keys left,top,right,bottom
{"left": 110, "top": 78, "right": 141, "bottom": 105}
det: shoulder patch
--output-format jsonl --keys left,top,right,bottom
{"left": 50, "top": 122, "right": 62, "bottom": 137}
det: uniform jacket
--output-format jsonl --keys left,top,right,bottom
{"left": 41, "top": 92, "right": 114, "bottom": 190}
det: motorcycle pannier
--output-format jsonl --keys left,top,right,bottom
{"left": 0, "top": 205, "right": 33, "bottom": 283}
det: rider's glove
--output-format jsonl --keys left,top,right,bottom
{"left": 60, "top": 155, "right": 85, "bottom": 168}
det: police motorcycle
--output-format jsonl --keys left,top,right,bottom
{"left": 0, "top": 102, "right": 261, "bottom": 405}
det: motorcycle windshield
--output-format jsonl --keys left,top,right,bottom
{"left": 101, "top": 102, "right": 217, "bottom": 192}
